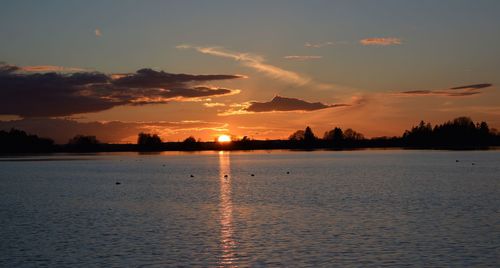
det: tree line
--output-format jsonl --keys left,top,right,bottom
{"left": 1, "top": 116, "right": 499, "bottom": 153}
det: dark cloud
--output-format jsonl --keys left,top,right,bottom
{"left": 113, "top": 68, "right": 241, "bottom": 88}
{"left": 401, "top": 83, "right": 492, "bottom": 97}
{"left": 0, "top": 63, "right": 242, "bottom": 117}
{"left": 0, "top": 63, "right": 20, "bottom": 74}
{"left": 246, "top": 96, "right": 349, "bottom": 112}
{"left": 450, "top": 83, "right": 492, "bottom": 90}
{"left": 402, "top": 90, "right": 432, "bottom": 95}
{"left": 444, "top": 91, "right": 481, "bottom": 97}
{"left": 165, "top": 86, "right": 232, "bottom": 98}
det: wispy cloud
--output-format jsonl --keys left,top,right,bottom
{"left": 304, "top": 41, "right": 334, "bottom": 48}
{"left": 399, "top": 83, "right": 492, "bottom": 97}
{"left": 177, "top": 45, "right": 311, "bottom": 86}
{"left": 360, "top": 37, "right": 402, "bottom": 46}
{"left": 304, "top": 41, "right": 350, "bottom": 48}
{"left": 283, "top": 55, "right": 322, "bottom": 61}
{"left": 450, "top": 84, "right": 491, "bottom": 90}
{"left": 20, "top": 65, "right": 88, "bottom": 72}
{"left": 94, "top": 28, "right": 102, "bottom": 37}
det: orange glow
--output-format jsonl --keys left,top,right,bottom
{"left": 217, "top": 135, "right": 231, "bottom": 143}
{"left": 218, "top": 151, "right": 236, "bottom": 265}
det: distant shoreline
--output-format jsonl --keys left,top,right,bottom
{"left": 2, "top": 117, "right": 499, "bottom": 154}
{"left": 1, "top": 145, "right": 499, "bottom": 157}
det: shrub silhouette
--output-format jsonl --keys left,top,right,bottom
{"left": 343, "top": 128, "right": 364, "bottom": 141}
{"left": 183, "top": 136, "right": 197, "bottom": 143}
{"left": 137, "top": 132, "right": 162, "bottom": 150}
{"left": 0, "top": 128, "right": 54, "bottom": 153}
{"left": 289, "top": 130, "right": 305, "bottom": 141}
{"left": 67, "top": 135, "right": 101, "bottom": 151}
{"left": 181, "top": 136, "right": 199, "bottom": 150}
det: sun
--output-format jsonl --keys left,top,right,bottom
{"left": 217, "top": 135, "right": 232, "bottom": 143}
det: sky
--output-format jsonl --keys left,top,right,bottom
{"left": 1, "top": 0, "right": 499, "bottom": 143}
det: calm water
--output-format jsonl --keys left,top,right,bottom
{"left": 0, "top": 150, "right": 499, "bottom": 267}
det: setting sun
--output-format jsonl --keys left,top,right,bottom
{"left": 217, "top": 135, "right": 231, "bottom": 143}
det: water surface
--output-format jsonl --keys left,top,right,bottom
{"left": 1, "top": 150, "right": 499, "bottom": 267}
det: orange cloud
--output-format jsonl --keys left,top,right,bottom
{"left": 204, "top": 102, "right": 226, "bottom": 107}
{"left": 360, "top": 37, "right": 402, "bottom": 46}
{"left": 20, "top": 65, "right": 88, "bottom": 72}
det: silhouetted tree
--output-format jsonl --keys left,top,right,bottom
{"left": 137, "top": 133, "right": 162, "bottom": 150}
{"left": 68, "top": 135, "right": 99, "bottom": 146}
{"left": 288, "top": 127, "right": 317, "bottom": 148}
{"left": 479, "top": 121, "right": 489, "bottom": 136}
{"left": 66, "top": 135, "right": 100, "bottom": 151}
{"left": 183, "top": 136, "right": 197, "bottom": 144}
{"left": 324, "top": 127, "right": 343, "bottom": 141}
{"left": 181, "top": 136, "right": 198, "bottom": 150}
{"left": 343, "top": 128, "right": 364, "bottom": 141}
{"left": 403, "top": 120, "right": 433, "bottom": 147}
{"left": 403, "top": 116, "right": 496, "bottom": 148}
{"left": 490, "top": 127, "right": 498, "bottom": 136}
{"left": 289, "top": 130, "right": 305, "bottom": 141}
{"left": 0, "top": 128, "right": 54, "bottom": 153}
{"left": 324, "top": 127, "right": 344, "bottom": 146}
{"left": 304, "top": 126, "right": 316, "bottom": 142}
{"left": 289, "top": 127, "right": 316, "bottom": 142}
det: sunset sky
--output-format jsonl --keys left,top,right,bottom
{"left": 1, "top": 0, "right": 499, "bottom": 143}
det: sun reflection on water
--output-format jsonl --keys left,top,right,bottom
{"left": 218, "top": 151, "right": 237, "bottom": 267}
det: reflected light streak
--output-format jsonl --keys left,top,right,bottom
{"left": 218, "top": 151, "right": 237, "bottom": 266}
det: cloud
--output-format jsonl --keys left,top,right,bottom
{"left": 220, "top": 96, "right": 349, "bottom": 115}
{"left": 283, "top": 55, "right": 322, "bottom": 61}
{"left": 0, "top": 118, "right": 229, "bottom": 143}
{"left": 360, "top": 37, "right": 402, "bottom": 46}
{"left": 204, "top": 102, "right": 226, "bottom": 107}
{"left": 304, "top": 42, "right": 334, "bottom": 48}
{"left": 400, "top": 83, "right": 492, "bottom": 97}
{"left": 0, "top": 63, "right": 242, "bottom": 117}
{"left": 450, "top": 83, "right": 492, "bottom": 90}
{"left": 0, "top": 63, "right": 20, "bottom": 74}
{"left": 20, "top": 65, "right": 88, "bottom": 72}
{"left": 112, "top": 68, "right": 241, "bottom": 88}
{"left": 94, "top": 29, "right": 101, "bottom": 37}
{"left": 177, "top": 45, "right": 311, "bottom": 85}
{"left": 247, "top": 96, "right": 340, "bottom": 112}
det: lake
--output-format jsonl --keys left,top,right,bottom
{"left": 0, "top": 150, "right": 499, "bottom": 267}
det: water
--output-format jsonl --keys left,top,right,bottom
{"left": 0, "top": 150, "right": 499, "bottom": 267}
